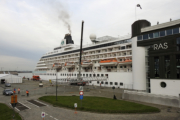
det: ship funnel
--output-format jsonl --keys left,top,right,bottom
{"left": 64, "top": 34, "right": 74, "bottom": 44}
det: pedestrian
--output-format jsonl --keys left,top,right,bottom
{"left": 26, "top": 90, "right": 29, "bottom": 97}
{"left": 100, "top": 83, "right": 101, "bottom": 87}
{"left": 18, "top": 88, "right": 20, "bottom": 94}
{"left": 13, "top": 88, "right": 16, "bottom": 94}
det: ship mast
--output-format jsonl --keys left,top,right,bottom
{"left": 78, "top": 20, "right": 84, "bottom": 81}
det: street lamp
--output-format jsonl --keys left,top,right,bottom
{"left": 56, "top": 68, "right": 57, "bottom": 101}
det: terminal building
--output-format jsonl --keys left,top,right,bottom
{"left": 132, "top": 19, "right": 180, "bottom": 96}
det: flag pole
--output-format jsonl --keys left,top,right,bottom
{"left": 135, "top": 5, "right": 136, "bottom": 20}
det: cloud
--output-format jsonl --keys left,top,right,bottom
{"left": 0, "top": 55, "right": 36, "bottom": 71}
{"left": 0, "top": 0, "right": 180, "bottom": 71}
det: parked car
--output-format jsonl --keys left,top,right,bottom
{"left": 77, "top": 82, "right": 86, "bottom": 86}
{"left": 3, "top": 89, "right": 13, "bottom": 96}
{"left": 5, "top": 83, "right": 11, "bottom": 87}
{"left": 39, "top": 80, "right": 43, "bottom": 87}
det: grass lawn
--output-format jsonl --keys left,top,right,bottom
{"left": 0, "top": 103, "right": 22, "bottom": 120}
{"left": 39, "top": 96, "right": 160, "bottom": 113}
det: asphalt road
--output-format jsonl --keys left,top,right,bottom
{"left": 0, "top": 80, "right": 180, "bottom": 120}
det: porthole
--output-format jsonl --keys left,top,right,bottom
{"left": 160, "top": 82, "right": 166, "bottom": 88}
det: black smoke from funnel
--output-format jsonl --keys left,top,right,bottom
{"left": 58, "top": 10, "right": 71, "bottom": 34}
{"left": 47, "top": 0, "right": 72, "bottom": 34}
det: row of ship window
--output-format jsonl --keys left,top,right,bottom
{"left": 44, "top": 39, "right": 132, "bottom": 58}
{"left": 138, "top": 27, "right": 180, "bottom": 41}
{"left": 48, "top": 65, "right": 132, "bottom": 71}
{"left": 60, "top": 73, "right": 108, "bottom": 77}
{"left": 37, "top": 73, "right": 109, "bottom": 77}
{"left": 95, "top": 81, "right": 123, "bottom": 86}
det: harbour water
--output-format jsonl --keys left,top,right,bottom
{"left": 18, "top": 73, "right": 32, "bottom": 79}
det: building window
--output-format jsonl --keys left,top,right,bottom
{"left": 124, "top": 66, "right": 126, "bottom": 68}
{"left": 120, "top": 83, "right": 123, "bottom": 86}
{"left": 177, "top": 37, "right": 180, "bottom": 51}
{"left": 110, "top": 82, "right": 113, "bottom": 85}
{"left": 120, "top": 66, "right": 122, "bottom": 68}
{"left": 94, "top": 67, "right": 96, "bottom": 69}
{"left": 121, "top": 46, "right": 125, "bottom": 49}
{"left": 101, "top": 74, "right": 104, "bottom": 76}
{"left": 154, "top": 57, "right": 160, "bottom": 78}
{"left": 93, "top": 74, "right": 96, "bottom": 77}
{"left": 160, "top": 82, "right": 166, "bottom": 88}
{"left": 83, "top": 74, "right": 85, "bottom": 76}
{"left": 105, "top": 82, "right": 108, "bottom": 85}
{"left": 111, "top": 66, "right": 113, "bottom": 68}
{"left": 90, "top": 81, "right": 91, "bottom": 83}
{"left": 165, "top": 56, "right": 170, "bottom": 78}
{"left": 115, "top": 82, "right": 118, "bottom": 85}
{"left": 74, "top": 74, "right": 76, "bottom": 76}
{"left": 173, "top": 28, "right": 179, "bottom": 34}
{"left": 166, "top": 29, "right": 172, "bottom": 35}
{"left": 153, "top": 32, "right": 159, "bottom": 38}
{"left": 97, "top": 74, "right": 99, "bottom": 77}
{"left": 137, "top": 35, "right": 142, "bottom": 41}
{"left": 101, "top": 81, "right": 104, "bottom": 84}
{"left": 105, "top": 74, "right": 108, "bottom": 78}
{"left": 149, "top": 33, "right": 153, "bottom": 39}
{"left": 65, "top": 74, "right": 66, "bottom": 76}
{"left": 177, "top": 55, "right": 180, "bottom": 79}
{"left": 160, "top": 30, "right": 166, "bottom": 37}
{"left": 86, "top": 74, "right": 88, "bottom": 77}
{"left": 143, "top": 34, "right": 148, "bottom": 40}
{"left": 90, "top": 74, "right": 92, "bottom": 77}
{"left": 97, "top": 81, "right": 99, "bottom": 84}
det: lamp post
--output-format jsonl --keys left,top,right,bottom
{"left": 56, "top": 68, "right": 58, "bottom": 101}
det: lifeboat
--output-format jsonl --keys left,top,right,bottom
{"left": 65, "top": 62, "right": 75, "bottom": 68}
{"left": 99, "top": 59, "right": 118, "bottom": 66}
{"left": 52, "top": 63, "right": 62, "bottom": 68}
{"left": 118, "top": 59, "right": 132, "bottom": 64}
{"left": 81, "top": 60, "right": 93, "bottom": 67}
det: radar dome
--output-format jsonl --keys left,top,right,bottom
{"left": 89, "top": 34, "right": 96, "bottom": 42}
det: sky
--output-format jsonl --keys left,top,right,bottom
{"left": 0, "top": 0, "right": 180, "bottom": 71}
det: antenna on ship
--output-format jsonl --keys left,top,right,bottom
{"left": 78, "top": 20, "right": 84, "bottom": 82}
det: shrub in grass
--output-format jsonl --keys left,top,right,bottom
{"left": 39, "top": 96, "right": 160, "bottom": 113}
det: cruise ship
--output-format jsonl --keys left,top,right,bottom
{"left": 34, "top": 33, "right": 133, "bottom": 89}
{"left": 34, "top": 19, "right": 180, "bottom": 97}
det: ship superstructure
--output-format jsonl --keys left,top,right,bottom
{"left": 34, "top": 33, "right": 133, "bottom": 89}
